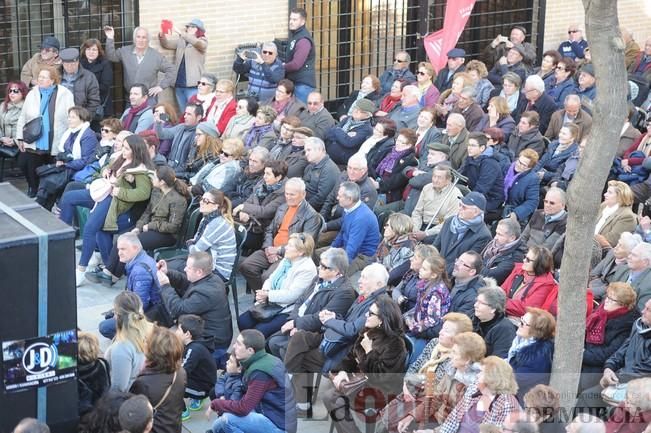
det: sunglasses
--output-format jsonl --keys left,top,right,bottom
{"left": 262, "top": 50, "right": 274, "bottom": 55}
{"left": 220, "top": 151, "right": 233, "bottom": 157}
{"left": 394, "top": 58, "right": 407, "bottom": 63}
{"left": 568, "top": 30, "right": 579, "bottom": 34}
{"left": 101, "top": 128, "right": 113, "bottom": 133}
{"left": 417, "top": 71, "right": 428, "bottom": 76}
{"left": 201, "top": 196, "right": 216, "bottom": 204}
{"left": 197, "top": 81, "right": 212, "bottom": 86}
{"left": 8, "top": 88, "right": 21, "bottom": 94}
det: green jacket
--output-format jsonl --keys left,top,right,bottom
{"left": 136, "top": 187, "right": 188, "bottom": 236}
{"left": 104, "top": 167, "right": 153, "bottom": 231}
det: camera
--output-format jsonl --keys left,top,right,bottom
{"left": 243, "top": 50, "right": 259, "bottom": 60}
{"left": 159, "top": 113, "right": 170, "bottom": 122}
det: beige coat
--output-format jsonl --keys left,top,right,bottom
{"left": 158, "top": 32, "right": 207, "bottom": 87}
{"left": 595, "top": 204, "right": 638, "bottom": 248}
{"left": 544, "top": 108, "right": 593, "bottom": 141}
{"left": 16, "top": 85, "right": 74, "bottom": 155}
{"left": 20, "top": 53, "right": 62, "bottom": 86}
{"left": 411, "top": 183, "right": 463, "bottom": 236}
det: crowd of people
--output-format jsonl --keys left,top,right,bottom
{"left": 5, "top": 9, "right": 651, "bottom": 433}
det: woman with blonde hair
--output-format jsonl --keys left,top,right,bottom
{"left": 416, "top": 62, "right": 440, "bottom": 108}
{"left": 105, "top": 291, "right": 153, "bottom": 392}
{"left": 191, "top": 137, "right": 245, "bottom": 195}
{"left": 238, "top": 233, "right": 317, "bottom": 337}
{"left": 377, "top": 212, "right": 416, "bottom": 285}
{"left": 439, "top": 356, "right": 520, "bottom": 433}
{"left": 436, "top": 71, "right": 473, "bottom": 118}
{"left": 466, "top": 60, "right": 494, "bottom": 108}
{"left": 593, "top": 180, "right": 637, "bottom": 250}
{"left": 478, "top": 96, "right": 516, "bottom": 142}
{"left": 177, "top": 121, "right": 221, "bottom": 181}
{"left": 131, "top": 326, "right": 186, "bottom": 433}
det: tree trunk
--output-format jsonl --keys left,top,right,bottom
{"left": 550, "top": 0, "right": 629, "bottom": 412}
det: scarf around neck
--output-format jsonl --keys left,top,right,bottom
{"left": 123, "top": 99, "right": 149, "bottom": 131}
{"left": 419, "top": 343, "right": 453, "bottom": 374}
{"left": 449, "top": 214, "right": 483, "bottom": 238}
{"left": 376, "top": 147, "right": 411, "bottom": 177}
{"left": 244, "top": 123, "right": 273, "bottom": 148}
{"left": 255, "top": 179, "right": 284, "bottom": 201}
{"left": 585, "top": 303, "right": 631, "bottom": 344}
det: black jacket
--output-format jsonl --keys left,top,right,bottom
{"left": 161, "top": 271, "right": 233, "bottom": 349}
{"left": 336, "top": 90, "right": 382, "bottom": 120}
{"left": 459, "top": 154, "right": 505, "bottom": 212}
{"left": 182, "top": 339, "right": 217, "bottom": 396}
{"left": 264, "top": 200, "right": 322, "bottom": 248}
{"left": 130, "top": 367, "right": 187, "bottom": 433}
{"left": 507, "top": 127, "right": 546, "bottom": 158}
{"left": 582, "top": 309, "right": 640, "bottom": 374}
{"left": 513, "top": 93, "right": 557, "bottom": 134}
{"left": 367, "top": 137, "right": 395, "bottom": 178}
{"left": 433, "top": 216, "right": 493, "bottom": 275}
{"left": 289, "top": 277, "right": 357, "bottom": 332}
{"left": 473, "top": 313, "right": 517, "bottom": 358}
{"left": 481, "top": 239, "right": 527, "bottom": 285}
{"left": 78, "top": 358, "right": 110, "bottom": 416}
{"left": 376, "top": 148, "right": 419, "bottom": 203}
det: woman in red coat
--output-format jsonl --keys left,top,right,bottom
{"left": 501, "top": 245, "right": 558, "bottom": 321}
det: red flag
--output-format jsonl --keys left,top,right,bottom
{"left": 424, "top": 0, "right": 477, "bottom": 72}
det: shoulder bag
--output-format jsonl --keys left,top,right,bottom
{"left": 23, "top": 93, "right": 52, "bottom": 144}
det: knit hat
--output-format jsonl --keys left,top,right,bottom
{"left": 461, "top": 191, "right": 486, "bottom": 212}
{"left": 427, "top": 142, "right": 450, "bottom": 155}
{"left": 41, "top": 36, "right": 60, "bottom": 51}
{"left": 354, "top": 99, "right": 376, "bottom": 114}
{"left": 197, "top": 121, "right": 218, "bottom": 138}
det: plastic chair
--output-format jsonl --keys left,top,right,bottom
{"left": 228, "top": 223, "right": 247, "bottom": 318}
{"left": 153, "top": 207, "right": 202, "bottom": 260}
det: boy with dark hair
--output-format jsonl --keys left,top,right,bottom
{"left": 118, "top": 395, "right": 153, "bottom": 433}
{"left": 175, "top": 314, "right": 217, "bottom": 420}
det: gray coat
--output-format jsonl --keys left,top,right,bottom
{"left": 301, "top": 108, "right": 336, "bottom": 140}
{"left": 303, "top": 155, "right": 341, "bottom": 212}
{"left": 156, "top": 122, "right": 197, "bottom": 172}
{"left": 61, "top": 67, "right": 101, "bottom": 114}
{"left": 264, "top": 200, "right": 322, "bottom": 248}
{"left": 105, "top": 40, "right": 175, "bottom": 91}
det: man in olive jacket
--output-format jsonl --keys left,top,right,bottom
{"left": 157, "top": 251, "right": 232, "bottom": 352}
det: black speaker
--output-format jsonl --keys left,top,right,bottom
{"left": 0, "top": 183, "right": 78, "bottom": 433}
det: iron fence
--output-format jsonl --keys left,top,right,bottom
{"left": 0, "top": 0, "right": 138, "bottom": 108}
{"left": 294, "top": 0, "right": 543, "bottom": 110}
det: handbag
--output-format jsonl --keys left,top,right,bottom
{"left": 329, "top": 372, "right": 369, "bottom": 396}
{"left": 601, "top": 383, "right": 628, "bottom": 406}
{"left": 153, "top": 371, "right": 178, "bottom": 411}
{"left": 22, "top": 93, "right": 52, "bottom": 144}
{"left": 0, "top": 145, "right": 19, "bottom": 158}
{"left": 94, "top": 95, "right": 110, "bottom": 121}
{"left": 249, "top": 302, "right": 284, "bottom": 322}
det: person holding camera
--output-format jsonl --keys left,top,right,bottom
{"left": 233, "top": 42, "right": 285, "bottom": 104}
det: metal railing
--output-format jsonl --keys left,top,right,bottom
{"left": 0, "top": 0, "right": 138, "bottom": 109}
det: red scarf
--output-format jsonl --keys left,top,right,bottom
{"left": 585, "top": 303, "right": 630, "bottom": 344}
{"left": 380, "top": 94, "right": 401, "bottom": 113}
{"left": 123, "top": 100, "right": 150, "bottom": 131}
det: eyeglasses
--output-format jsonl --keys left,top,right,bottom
{"left": 101, "top": 128, "right": 113, "bottom": 133}
{"left": 262, "top": 50, "right": 274, "bottom": 55}
{"left": 519, "top": 317, "right": 530, "bottom": 327}
{"left": 200, "top": 196, "right": 216, "bottom": 204}
{"left": 475, "top": 299, "right": 491, "bottom": 307}
{"left": 394, "top": 58, "right": 407, "bottom": 63}
{"left": 606, "top": 295, "right": 623, "bottom": 305}
{"left": 455, "top": 258, "right": 472, "bottom": 268}
{"left": 197, "top": 81, "right": 212, "bottom": 86}
{"left": 186, "top": 25, "right": 197, "bottom": 29}
{"left": 366, "top": 310, "right": 380, "bottom": 318}
{"left": 8, "top": 88, "right": 21, "bottom": 94}
{"left": 319, "top": 262, "right": 333, "bottom": 271}
{"left": 555, "top": 66, "right": 566, "bottom": 71}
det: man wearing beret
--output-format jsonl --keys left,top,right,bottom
{"left": 59, "top": 47, "right": 101, "bottom": 115}
{"left": 434, "top": 48, "right": 467, "bottom": 92}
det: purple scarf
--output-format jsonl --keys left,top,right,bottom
{"left": 503, "top": 163, "right": 521, "bottom": 198}
{"left": 376, "top": 147, "right": 411, "bottom": 177}
{"left": 244, "top": 123, "right": 273, "bottom": 148}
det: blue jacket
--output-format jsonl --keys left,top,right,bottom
{"left": 379, "top": 67, "right": 417, "bottom": 95}
{"left": 460, "top": 154, "right": 504, "bottom": 212}
{"left": 545, "top": 77, "right": 577, "bottom": 109}
{"left": 536, "top": 140, "right": 578, "bottom": 183}
{"left": 558, "top": 39, "right": 589, "bottom": 60}
{"left": 214, "top": 372, "right": 244, "bottom": 400}
{"left": 509, "top": 338, "right": 554, "bottom": 400}
{"left": 332, "top": 202, "right": 381, "bottom": 262}
{"left": 325, "top": 119, "right": 374, "bottom": 165}
{"left": 126, "top": 250, "right": 160, "bottom": 310}
{"left": 504, "top": 168, "right": 540, "bottom": 222}
{"left": 63, "top": 127, "right": 98, "bottom": 172}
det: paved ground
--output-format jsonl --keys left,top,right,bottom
{"left": 3, "top": 169, "right": 335, "bottom": 432}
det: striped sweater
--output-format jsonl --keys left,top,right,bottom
{"left": 190, "top": 216, "right": 236, "bottom": 280}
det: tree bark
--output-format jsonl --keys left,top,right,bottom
{"left": 550, "top": 0, "right": 629, "bottom": 412}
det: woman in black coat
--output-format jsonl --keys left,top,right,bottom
{"left": 336, "top": 74, "right": 382, "bottom": 121}
{"left": 370, "top": 128, "right": 418, "bottom": 204}
{"left": 233, "top": 160, "right": 287, "bottom": 251}
{"left": 580, "top": 282, "right": 640, "bottom": 391}
{"left": 323, "top": 295, "right": 407, "bottom": 433}
{"left": 80, "top": 39, "right": 113, "bottom": 120}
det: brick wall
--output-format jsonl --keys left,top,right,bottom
{"left": 136, "top": 0, "right": 288, "bottom": 104}
{"left": 543, "top": 0, "right": 649, "bottom": 53}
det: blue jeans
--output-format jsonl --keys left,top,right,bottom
{"left": 99, "top": 317, "right": 116, "bottom": 339}
{"left": 175, "top": 87, "right": 198, "bottom": 112}
{"left": 237, "top": 311, "right": 289, "bottom": 339}
{"left": 293, "top": 84, "right": 315, "bottom": 104}
{"left": 59, "top": 188, "right": 94, "bottom": 225}
{"left": 80, "top": 196, "right": 132, "bottom": 267}
{"left": 211, "top": 411, "right": 285, "bottom": 433}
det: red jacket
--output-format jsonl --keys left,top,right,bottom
{"left": 216, "top": 98, "right": 237, "bottom": 135}
{"left": 606, "top": 405, "right": 651, "bottom": 433}
{"left": 501, "top": 263, "right": 558, "bottom": 317}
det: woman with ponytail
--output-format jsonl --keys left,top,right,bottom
{"left": 88, "top": 165, "right": 190, "bottom": 286}
{"left": 105, "top": 291, "right": 153, "bottom": 392}
{"left": 187, "top": 188, "right": 237, "bottom": 282}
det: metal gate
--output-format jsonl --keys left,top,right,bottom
{"left": 294, "top": 0, "right": 544, "bottom": 110}
{"left": 0, "top": 0, "right": 138, "bottom": 104}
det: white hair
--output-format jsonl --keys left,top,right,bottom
{"left": 347, "top": 153, "right": 368, "bottom": 168}
{"left": 305, "top": 137, "right": 326, "bottom": 152}
{"left": 402, "top": 85, "right": 420, "bottom": 99}
{"left": 525, "top": 75, "right": 546, "bottom": 93}
{"left": 447, "top": 113, "right": 466, "bottom": 128}
{"left": 285, "top": 177, "right": 306, "bottom": 192}
{"left": 362, "top": 263, "right": 389, "bottom": 287}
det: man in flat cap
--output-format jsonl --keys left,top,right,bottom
{"left": 434, "top": 47, "right": 467, "bottom": 92}
{"left": 60, "top": 47, "right": 101, "bottom": 115}
{"left": 482, "top": 26, "right": 536, "bottom": 70}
